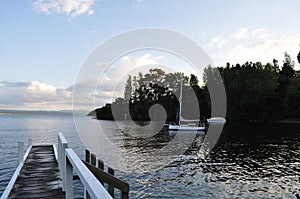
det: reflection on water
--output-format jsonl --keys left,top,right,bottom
{"left": 118, "top": 122, "right": 300, "bottom": 198}
{"left": 127, "top": 122, "right": 300, "bottom": 198}
{"left": 1, "top": 114, "right": 300, "bottom": 198}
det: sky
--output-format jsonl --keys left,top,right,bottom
{"left": 1, "top": 0, "right": 300, "bottom": 110}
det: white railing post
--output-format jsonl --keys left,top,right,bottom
{"left": 28, "top": 138, "right": 32, "bottom": 148}
{"left": 58, "top": 132, "right": 68, "bottom": 191}
{"left": 57, "top": 135, "right": 61, "bottom": 175}
{"left": 18, "top": 141, "right": 24, "bottom": 164}
{"left": 62, "top": 140, "right": 68, "bottom": 191}
{"left": 65, "top": 158, "right": 74, "bottom": 199}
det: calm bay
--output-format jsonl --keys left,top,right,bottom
{"left": 1, "top": 113, "right": 300, "bottom": 198}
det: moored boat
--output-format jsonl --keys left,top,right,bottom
{"left": 167, "top": 77, "right": 205, "bottom": 131}
{"left": 206, "top": 117, "right": 226, "bottom": 123}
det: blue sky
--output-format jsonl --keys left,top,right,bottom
{"left": 1, "top": 0, "right": 300, "bottom": 110}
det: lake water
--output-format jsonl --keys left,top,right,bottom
{"left": 1, "top": 113, "right": 300, "bottom": 198}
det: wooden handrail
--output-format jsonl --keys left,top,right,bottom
{"left": 83, "top": 161, "right": 130, "bottom": 193}
{"left": 84, "top": 149, "right": 130, "bottom": 199}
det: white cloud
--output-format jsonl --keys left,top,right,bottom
{"left": 87, "top": 9, "right": 94, "bottom": 15}
{"left": 0, "top": 54, "right": 166, "bottom": 111}
{"left": 251, "top": 27, "right": 270, "bottom": 39}
{"left": 1, "top": 54, "right": 192, "bottom": 111}
{"left": 96, "top": 54, "right": 161, "bottom": 102}
{"left": 33, "top": 0, "right": 96, "bottom": 17}
{"left": 71, "top": 53, "right": 166, "bottom": 110}
{"left": 232, "top": 28, "right": 249, "bottom": 40}
{"left": 114, "top": 53, "right": 159, "bottom": 73}
{"left": 154, "top": 56, "right": 164, "bottom": 60}
{"left": 207, "top": 27, "right": 300, "bottom": 68}
{"left": 27, "top": 81, "right": 56, "bottom": 94}
{"left": 207, "top": 36, "right": 227, "bottom": 48}
{"left": 0, "top": 81, "right": 71, "bottom": 110}
{"left": 131, "top": 0, "right": 146, "bottom": 8}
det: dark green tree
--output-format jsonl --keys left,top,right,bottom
{"left": 205, "top": 61, "right": 280, "bottom": 121}
{"left": 281, "top": 52, "right": 295, "bottom": 77}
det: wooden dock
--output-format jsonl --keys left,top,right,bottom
{"left": 1, "top": 133, "right": 129, "bottom": 199}
{"left": 8, "top": 145, "right": 65, "bottom": 199}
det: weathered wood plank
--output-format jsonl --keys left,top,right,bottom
{"left": 91, "top": 153, "right": 96, "bottom": 166}
{"left": 83, "top": 161, "right": 129, "bottom": 193}
{"left": 98, "top": 159, "right": 104, "bottom": 185}
{"left": 85, "top": 149, "right": 91, "bottom": 163}
{"left": 8, "top": 146, "right": 65, "bottom": 199}
{"left": 108, "top": 167, "right": 115, "bottom": 198}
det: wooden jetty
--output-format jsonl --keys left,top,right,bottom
{"left": 1, "top": 133, "right": 129, "bottom": 199}
{"left": 7, "top": 145, "right": 65, "bottom": 199}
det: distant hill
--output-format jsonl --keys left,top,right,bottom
{"left": 0, "top": 109, "right": 73, "bottom": 116}
{"left": 87, "top": 110, "right": 96, "bottom": 116}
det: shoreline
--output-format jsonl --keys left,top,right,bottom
{"left": 277, "top": 120, "right": 300, "bottom": 124}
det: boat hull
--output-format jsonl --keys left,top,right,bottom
{"left": 207, "top": 117, "right": 226, "bottom": 123}
{"left": 168, "top": 125, "right": 205, "bottom": 131}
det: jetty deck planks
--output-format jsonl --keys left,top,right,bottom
{"left": 8, "top": 145, "right": 65, "bottom": 199}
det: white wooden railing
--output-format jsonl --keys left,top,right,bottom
{"left": 57, "top": 132, "right": 112, "bottom": 199}
{"left": 0, "top": 139, "right": 32, "bottom": 199}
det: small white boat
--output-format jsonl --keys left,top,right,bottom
{"left": 167, "top": 77, "right": 205, "bottom": 131}
{"left": 168, "top": 124, "right": 205, "bottom": 131}
{"left": 206, "top": 117, "right": 226, "bottom": 123}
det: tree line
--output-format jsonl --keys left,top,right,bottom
{"left": 94, "top": 52, "right": 300, "bottom": 121}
